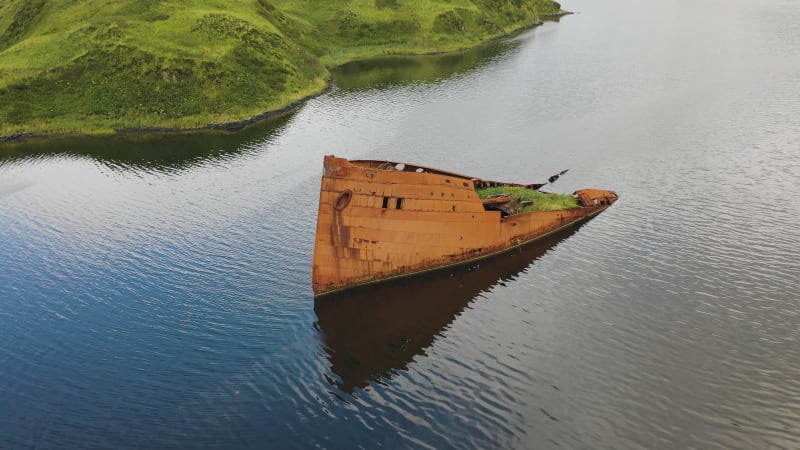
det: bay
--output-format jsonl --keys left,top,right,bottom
{"left": 2, "top": 0, "right": 799, "bottom": 448}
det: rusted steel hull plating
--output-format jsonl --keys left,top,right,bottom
{"left": 312, "top": 155, "right": 618, "bottom": 296}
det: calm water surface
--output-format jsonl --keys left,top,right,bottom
{"left": 2, "top": 0, "right": 799, "bottom": 448}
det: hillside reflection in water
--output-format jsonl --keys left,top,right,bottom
{"left": 0, "top": 114, "right": 292, "bottom": 173}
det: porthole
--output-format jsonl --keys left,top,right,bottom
{"left": 334, "top": 190, "right": 353, "bottom": 210}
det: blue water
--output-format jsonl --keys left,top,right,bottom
{"left": 2, "top": 0, "right": 800, "bottom": 448}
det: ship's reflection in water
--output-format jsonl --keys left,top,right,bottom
{"left": 315, "top": 223, "right": 587, "bottom": 394}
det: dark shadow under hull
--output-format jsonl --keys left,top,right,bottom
{"left": 314, "top": 220, "right": 591, "bottom": 393}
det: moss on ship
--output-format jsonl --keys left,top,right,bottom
{"left": 477, "top": 185, "right": 580, "bottom": 212}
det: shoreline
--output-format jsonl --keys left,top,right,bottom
{"left": 0, "top": 12, "right": 572, "bottom": 145}
{"left": 116, "top": 80, "right": 335, "bottom": 135}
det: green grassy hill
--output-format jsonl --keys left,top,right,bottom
{"left": 0, "top": 0, "right": 562, "bottom": 137}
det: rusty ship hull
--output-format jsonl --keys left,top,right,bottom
{"left": 312, "top": 155, "right": 617, "bottom": 297}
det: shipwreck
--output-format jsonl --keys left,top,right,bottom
{"left": 312, "top": 155, "right": 617, "bottom": 296}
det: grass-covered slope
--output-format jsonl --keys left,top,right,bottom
{"left": 0, "top": 0, "right": 330, "bottom": 135}
{"left": 0, "top": 0, "right": 563, "bottom": 136}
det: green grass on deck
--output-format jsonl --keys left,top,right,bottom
{"left": 476, "top": 185, "right": 579, "bottom": 213}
